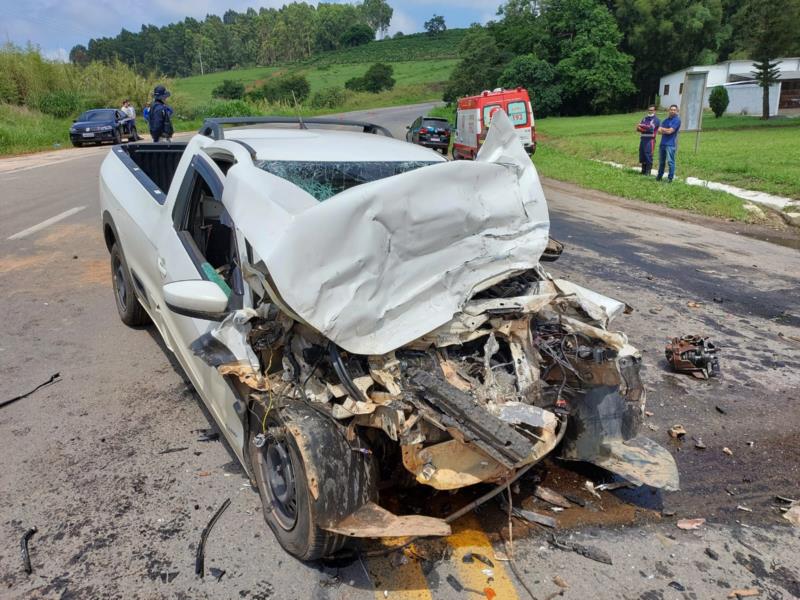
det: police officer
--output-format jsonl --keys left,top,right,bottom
{"left": 149, "top": 85, "right": 174, "bottom": 143}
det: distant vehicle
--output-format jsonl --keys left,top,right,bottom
{"left": 453, "top": 87, "right": 536, "bottom": 160}
{"left": 405, "top": 116, "right": 451, "bottom": 154}
{"left": 69, "top": 109, "right": 136, "bottom": 147}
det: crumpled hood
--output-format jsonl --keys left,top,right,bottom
{"left": 223, "top": 111, "right": 550, "bottom": 355}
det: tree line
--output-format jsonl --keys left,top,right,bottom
{"left": 445, "top": 0, "right": 800, "bottom": 115}
{"left": 69, "top": 1, "right": 393, "bottom": 78}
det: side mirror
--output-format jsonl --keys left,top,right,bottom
{"left": 163, "top": 280, "right": 230, "bottom": 321}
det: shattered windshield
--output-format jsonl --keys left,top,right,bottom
{"left": 255, "top": 160, "right": 438, "bottom": 201}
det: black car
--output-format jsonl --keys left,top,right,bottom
{"left": 405, "top": 116, "right": 451, "bottom": 154}
{"left": 69, "top": 109, "right": 137, "bottom": 147}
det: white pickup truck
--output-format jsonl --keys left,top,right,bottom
{"left": 99, "top": 113, "right": 678, "bottom": 560}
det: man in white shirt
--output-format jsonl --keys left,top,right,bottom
{"left": 120, "top": 100, "right": 141, "bottom": 141}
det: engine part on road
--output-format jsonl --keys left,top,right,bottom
{"left": 195, "top": 498, "right": 231, "bottom": 578}
{"left": 665, "top": 335, "right": 720, "bottom": 379}
{"left": 20, "top": 527, "right": 37, "bottom": 574}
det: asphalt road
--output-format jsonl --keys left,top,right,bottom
{"left": 2, "top": 102, "right": 799, "bottom": 600}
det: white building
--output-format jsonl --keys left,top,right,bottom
{"left": 659, "top": 58, "right": 800, "bottom": 117}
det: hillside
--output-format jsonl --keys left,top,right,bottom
{"left": 171, "top": 31, "right": 465, "bottom": 106}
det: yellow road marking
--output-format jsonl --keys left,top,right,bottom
{"left": 447, "top": 514, "right": 520, "bottom": 600}
{"left": 368, "top": 544, "right": 434, "bottom": 600}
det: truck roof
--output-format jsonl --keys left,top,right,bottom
{"left": 223, "top": 127, "right": 447, "bottom": 163}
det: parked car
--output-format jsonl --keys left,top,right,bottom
{"left": 405, "top": 115, "right": 451, "bottom": 153}
{"left": 453, "top": 87, "right": 537, "bottom": 160}
{"left": 99, "top": 114, "right": 677, "bottom": 561}
{"left": 70, "top": 109, "right": 136, "bottom": 147}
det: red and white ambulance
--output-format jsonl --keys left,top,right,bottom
{"left": 452, "top": 87, "right": 536, "bottom": 160}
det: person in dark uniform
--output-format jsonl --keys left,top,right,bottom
{"left": 148, "top": 85, "right": 174, "bottom": 143}
{"left": 636, "top": 105, "right": 660, "bottom": 175}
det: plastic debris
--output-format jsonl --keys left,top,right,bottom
{"left": 723, "top": 447, "right": 733, "bottom": 456}
{"left": 669, "top": 581, "right": 686, "bottom": 592}
{"left": 668, "top": 425, "right": 687, "bottom": 439}
{"left": 783, "top": 505, "right": 800, "bottom": 526}
{"left": 727, "top": 589, "right": 760, "bottom": 598}
{"left": 209, "top": 567, "right": 225, "bottom": 582}
{"left": 446, "top": 574, "right": 464, "bottom": 592}
{"left": 736, "top": 505, "right": 753, "bottom": 513}
{"left": 463, "top": 553, "right": 494, "bottom": 568}
{"left": 676, "top": 518, "right": 705, "bottom": 530}
{"left": 195, "top": 498, "right": 231, "bottom": 577}
{"left": 584, "top": 480, "right": 601, "bottom": 499}
{"left": 20, "top": 527, "right": 37, "bottom": 574}
{"left": 553, "top": 575, "right": 569, "bottom": 588}
{"left": 534, "top": 486, "right": 572, "bottom": 509}
{"left": 694, "top": 438, "right": 706, "bottom": 450}
{"left": 1, "top": 373, "right": 61, "bottom": 410}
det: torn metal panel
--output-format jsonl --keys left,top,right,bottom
{"left": 560, "top": 385, "right": 680, "bottom": 491}
{"left": 323, "top": 502, "right": 451, "bottom": 538}
{"left": 224, "top": 111, "right": 550, "bottom": 355}
{"left": 401, "top": 440, "right": 510, "bottom": 490}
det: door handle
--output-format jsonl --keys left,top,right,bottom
{"left": 157, "top": 256, "right": 167, "bottom": 278}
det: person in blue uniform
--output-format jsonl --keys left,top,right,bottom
{"left": 656, "top": 105, "right": 681, "bottom": 182}
{"left": 148, "top": 85, "right": 174, "bottom": 143}
{"left": 636, "top": 105, "right": 660, "bottom": 175}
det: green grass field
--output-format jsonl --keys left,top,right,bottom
{"left": 172, "top": 59, "right": 457, "bottom": 105}
{"left": 536, "top": 112, "right": 800, "bottom": 200}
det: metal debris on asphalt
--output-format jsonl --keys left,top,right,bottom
{"left": 705, "top": 548, "right": 720, "bottom": 560}
{"left": 584, "top": 480, "right": 601, "bottom": 499}
{"left": 1, "top": 373, "right": 61, "bottom": 410}
{"left": 446, "top": 574, "right": 464, "bottom": 592}
{"left": 196, "top": 429, "right": 221, "bottom": 442}
{"left": 736, "top": 505, "right": 753, "bottom": 512}
{"left": 209, "top": 567, "right": 226, "bottom": 582}
{"left": 676, "top": 518, "right": 706, "bottom": 530}
{"left": 723, "top": 447, "right": 734, "bottom": 456}
{"left": 694, "top": 438, "right": 707, "bottom": 449}
{"left": 20, "top": 527, "right": 37, "bottom": 574}
{"left": 195, "top": 498, "right": 232, "bottom": 577}
{"left": 665, "top": 336, "right": 720, "bottom": 379}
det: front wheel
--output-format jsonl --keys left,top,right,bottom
{"left": 113, "top": 129, "right": 122, "bottom": 145}
{"left": 110, "top": 243, "right": 150, "bottom": 326}
{"left": 248, "top": 402, "right": 376, "bottom": 560}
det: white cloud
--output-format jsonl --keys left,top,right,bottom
{"left": 387, "top": 8, "right": 418, "bottom": 36}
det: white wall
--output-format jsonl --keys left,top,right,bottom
{"left": 718, "top": 83, "right": 782, "bottom": 116}
{"left": 659, "top": 71, "right": 686, "bottom": 108}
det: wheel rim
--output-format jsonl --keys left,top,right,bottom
{"left": 112, "top": 255, "right": 127, "bottom": 309}
{"left": 262, "top": 438, "right": 298, "bottom": 530}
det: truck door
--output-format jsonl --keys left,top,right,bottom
{"left": 154, "top": 154, "right": 248, "bottom": 456}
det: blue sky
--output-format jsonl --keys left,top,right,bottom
{"left": 0, "top": 1, "right": 498, "bottom": 61}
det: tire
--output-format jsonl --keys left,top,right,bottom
{"left": 113, "top": 129, "right": 122, "bottom": 145}
{"left": 110, "top": 243, "right": 150, "bottom": 326}
{"left": 248, "top": 401, "right": 376, "bottom": 561}
{"left": 71, "top": 142, "right": 82, "bottom": 148}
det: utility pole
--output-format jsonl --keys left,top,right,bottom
{"left": 198, "top": 50, "right": 204, "bottom": 76}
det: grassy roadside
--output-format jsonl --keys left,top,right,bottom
{"left": 537, "top": 112, "right": 800, "bottom": 200}
{"left": 532, "top": 144, "right": 751, "bottom": 221}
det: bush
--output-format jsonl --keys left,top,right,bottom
{"left": 196, "top": 100, "right": 258, "bottom": 119}
{"left": 32, "top": 90, "right": 85, "bottom": 118}
{"left": 248, "top": 73, "right": 310, "bottom": 104}
{"left": 345, "top": 63, "right": 395, "bottom": 93}
{"left": 212, "top": 79, "right": 245, "bottom": 100}
{"left": 309, "top": 86, "right": 351, "bottom": 109}
{"left": 709, "top": 86, "right": 729, "bottom": 118}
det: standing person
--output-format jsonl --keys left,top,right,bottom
{"left": 656, "top": 104, "right": 681, "bottom": 182}
{"left": 148, "top": 85, "right": 174, "bottom": 143}
{"left": 120, "top": 99, "right": 140, "bottom": 141}
{"left": 635, "top": 105, "right": 660, "bottom": 175}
